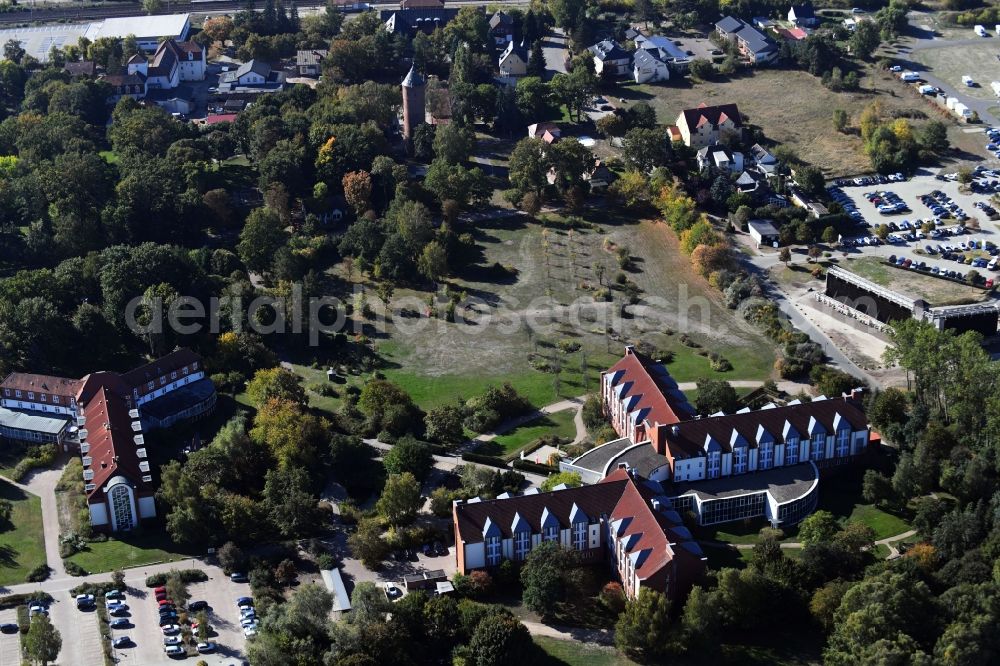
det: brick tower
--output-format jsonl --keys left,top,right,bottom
{"left": 401, "top": 65, "right": 425, "bottom": 146}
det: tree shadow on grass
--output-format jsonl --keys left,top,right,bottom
{"left": 0, "top": 544, "right": 18, "bottom": 568}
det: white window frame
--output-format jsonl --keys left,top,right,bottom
{"left": 514, "top": 531, "right": 530, "bottom": 560}
{"left": 786, "top": 438, "right": 799, "bottom": 465}
{"left": 486, "top": 536, "right": 501, "bottom": 566}
{"left": 573, "top": 522, "right": 587, "bottom": 550}
{"left": 811, "top": 433, "right": 824, "bottom": 461}
{"left": 836, "top": 429, "right": 850, "bottom": 458}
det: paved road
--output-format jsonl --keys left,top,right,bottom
{"left": 16, "top": 466, "right": 67, "bottom": 579}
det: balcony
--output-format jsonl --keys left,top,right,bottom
{"left": 81, "top": 456, "right": 92, "bottom": 467}
{"left": 84, "top": 483, "right": 95, "bottom": 492}
{"left": 78, "top": 429, "right": 88, "bottom": 440}
{"left": 136, "top": 448, "right": 147, "bottom": 459}
{"left": 130, "top": 421, "right": 142, "bottom": 432}
{"left": 76, "top": 416, "right": 86, "bottom": 427}
{"left": 141, "top": 475, "right": 152, "bottom": 483}
{"left": 133, "top": 434, "right": 144, "bottom": 446}
{"left": 128, "top": 409, "right": 139, "bottom": 419}
{"left": 80, "top": 442, "right": 89, "bottom": 454}
{"left": 138, "top": 461, "right": 150, "bottom": 473}
{"left": 82, "top": 469, "right": 94, "bottom": 481}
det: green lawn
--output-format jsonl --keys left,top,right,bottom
{"left": 0, "top": 479, "right": 46, "bottom": 586}
{"left": 534, "top": 637, "right": 636, "bottom": 666}
{"left": 818, "top": 470, "right": 912, "bottom": 540}
{"left": 65, "top": 531, "right": 192, "bottom": 574}
{"left": 476, "top": 409, "right": 578, "bottom": 458}
{"left": 98, "top": 150, "right": 119, "bottom": 164}
{"left": 0, "top": 441, "right": 29, "bottom": 479}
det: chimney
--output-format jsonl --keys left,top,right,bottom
{"left": 671, "top": 425, "right": 680, "bottom": 436}
{"left": 617, "top": 462, "right": 628, "bottom": 470}
{"left": 651, "top": 499, "right": 661, "bottom": 511}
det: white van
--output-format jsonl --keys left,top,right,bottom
{"left": 963, "top": 75, "right": 975, "bottom": 87}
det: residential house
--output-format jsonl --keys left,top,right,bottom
{"left": 735, "top": 168, "right": 767, "bottom": 194}
{"left": 296, "top": 49, "right": 327, "bottom": 77}
{"left": 498, "top": 40, "right": 528, "bottom": 78}
{"left": 528, "top": 121, "right": 561, "bottom": 144}
{"left": 752, "top": 16, "right": 775, "bottom": 30}
{"left": 674, "top": 102, "right": 743, "bottom": 148}
{"left": 775, "top": 26, "right": 808, "bottom": 41}
{"left": 788, "top": 3, "right": 818, "bottom": 27}
{"left": 696, "top": 143, "right": 745, "bottom": 172}
{"left": 489, "top": 10, "right": 514, "bottom": 46}
{"left": 63, "top": 61, "right": 95, "bottom": 78}
{"left": 715, "top": 16, "right": 778, "bottom": 66}
{"left": 453, "top": 468, "right": 707, "bottom": 602}
{"left": 219, "top": 59, "right": 284, "bottom": 93}
{"left": 633, "top": 49, "right": 669, "bottom": 83}
{"left": 633, "top": 32, "right": 690, "bottom": 73}
{"left": 381, "top": 8, "right": 459, "bottom": 36}
{"left": 589, "top": 40, "right": 631, "bottom": 77}
{"left": 750, "top": 143, "right": 779, "bottom": 176}
{"left": 102, "top": 72, "right": 147, "bottom": 103}
{"left": 584, "top": 159, "right": 616, "bottom": 191}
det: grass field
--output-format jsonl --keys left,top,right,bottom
{"left": 300, "top": 214, "right": 776, "bottom": 414}
{"left": 627, "top": 65, "right": 956, "bottom": 176}
{"left": 534, "top": 637, "right": 636, "bottom": 666}
{"left": 909, "top": 41, "right": 1000, "bottom": 104}
{"left": 0, "top": 479, "right": 46, "bottom": 586}
{"left": 65, "top": 531, "right": 192, "bottom": 574}
{"left": 476, "top": 409, "right": 578, "bottom": 457}
{"left": 841, "top": 256, "right": 986, "bottom": 306}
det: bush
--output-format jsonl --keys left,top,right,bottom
{"left": 70, "top": 581, "right": 122, "bottom": 597}
{"left": 10, "top": 444, "right": 58, "bottom": 481}
{"left": 307, "top": 382, "right": 338, "bottom": 397}
{"left": 145, "top": 569, "right": 208, "bottom": 587}
{"left": 25, "top": 564, "right": 50, "bottom": 583}
{"left": 316, "top": 552, "right": 338, "bottom": 570}
{"left": 599, "top": 581, "right": 627, "bottom": 614}
{"left": 16, "top": 606, "right": 28, "bottom": 634}
{"left": 65, "top": 561, "right": 88, "bottom": 577}
{"left": 0, "top": 592, "right": 52, "bottom": 611}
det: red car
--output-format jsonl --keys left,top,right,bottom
{"left": 158, "top": 599, "right": 174, "bottom": 607}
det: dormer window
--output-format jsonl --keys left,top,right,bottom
{"left": 53, "top": 396, "right": 59, "bottom": 404}
{"left": 170, "top": 371, "right": 177, "bottom": 380}
{"left": 40, "top": 394, "right": 46, "bottom": 402}
{"left": 147, "top": 382, "right": 153, "bottom": 390}
{"left": 27, "top": 392, "right": 33, "bottom": 400}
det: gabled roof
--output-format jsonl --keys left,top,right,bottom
{"left": 660, "top": 394, "right": 868, "bottom": 460}
{"left": 588, "top": 39, "right": 630, "bottom": 62}
{"left": 715, "top": 16, "right": 745, "bottom": 34}
{"left": 120, "top": 348, "right": 202, "bottom": 397}
{"left": 296, "top": 49, "right": 327, "bottom": 66}
{"left": 500, "top": 40, "right": 528, "bottom": 64}
{"left": 633, "top": 49, "right": 665, "bottom": 68}
{"left": 610, "top": 476, "right": 702, "bottom": 580}
{"left": 679, "top": 102, "right": 743, "bottom": 133}
{"left": 64, "top": 61, "right": 96, "bottom": 77}
{"left": 78, "top": 380, "right": 149, "bottom": 501}
{"left": 604, "top": 347, "right": 697, "bottom": 431}
{"left": 454, "top": 472, "right": 631, "bottom": 543}
{"left": 489, "top": 10, "right": 513, "bottom": 29}
{"left": 1, "top": 373, "right": 82, "bottom": 399}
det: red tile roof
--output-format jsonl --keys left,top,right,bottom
{"left": 1, "top": 373, "right": 82, "bottom": 399}
{"left": 77, "top": 378, "right": 149, "bottom": 501}
{"left": 680, "top": 103, "right": 742, "bottom": 134}
{"left": 605, "top": 347, "right": 697, "bottom": 430}
{"left": 204, "top": 114, "right": 239, "bottom": 125}
{"left": 610, "top": 477, "right": 699, "bottom": 580}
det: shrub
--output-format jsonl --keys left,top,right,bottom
{"left": 0, "top": 592, "right": 52, "bottom": 611}
{"left": 16, "top": 606, "right": 28, "bottom": 634}
{"left": 10, "top": 444, "right": 58, "bottom": 481}
{"left": 315, "top": 552, "right": 337, "bottom": 570}
{"left": 65, "top": 561, "right": 88, "bottom": 577}
{"left": 25, "top": 564, "right": 50, "bottom": 583}
{"left": 145, "top": 569, "right": 208, "bottom": 587}
{"left": 557, "top": 339, "right": 581, "bottom": 354}
{"left": 69, "top": 581, "right": 121, "bottom": 597}
{"left": 600, "top": 582, "right": 627, "bottom": 614}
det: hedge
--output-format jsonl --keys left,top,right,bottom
{"left": 0, "top": 592, "right": 52, "bottom": 611}
{"left": 460, "top": 451, "right": 506, "bottom": 468}
{"left": 10, "top": 443, "right": 58, "bottom": 482}
{"left": 512, "top": 459, "right": 558, "bottom": 475}
{"left": 16, "top": 606, "right": 27, "bottom": 633}
{"left": 25, "top": 564, "right": 50, "bottom": 583}
{"left": 145, "top": 569, "right": 208, "bottom": 587}
{"left": 70, "top": 581, "right": 122, "bottom": 598}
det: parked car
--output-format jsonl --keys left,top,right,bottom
{"left": 105, "top": 590, "right": 124, "bottom": 600}
{"left": 197, "top": 642, "right": 217, "bottom": 654}
{"left": 110, "top": 607, "right": 130, "bottom": 617}
{"left": 230, "top": 572, "right": 248, "bottom": 583}
{"left": 244, "top": 626, "right": 258, "bottom": 638}
{"left": 110, "top": 618, "right": 130, "bottom": 629}
{"left": 158, "top": 614, "right": 179, "bottom": 626}
{"left": 165, "top": 644, "right": 184, "bottom": 656}
{"left": 75, "top": 594, "right": 95, "bottom": 608}
{"left": 164, "top": 636, "right": 183, "bottom": 646}
{"left": 0, "top": 624, "right": 18, "bottom": 634}
{"left": 384, "top": 583, "right": 402, "bottom": 599}
{"left": 188, "top": 600, "right": 209, "bottom": 611}
{"left": 236, "top": 596, "right": 253, "bottom": 607}
{"left": 158, "top": 599, "right": 174, "bottom": 607}
{"left": 162, "top": 624, "right": 181, "bottom": 635}
{"left": 112, "top": 637, "right": 131, "bottom": 648}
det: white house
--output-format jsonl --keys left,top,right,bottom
{"left": 697, "top": 144, "right": 744, "bottom": 172}
{"left": 498, "top": 41, "right": 528, "bottom": 78}
{"left": 220, "top": 60, "right": 276, "bottom": 89}
{"left": 633, "top": 49, "right": 669, "bottom": 84}
{"left": 588, "top": 40, "right": 631, "bottom": 77}
{"left": 787, "top": 3, "right": 818, "bottom": 27}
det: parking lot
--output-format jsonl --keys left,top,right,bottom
{"left": 109, "top": 574, "right": 251, "bottom": 665}
{"left": 0, "top": 610, "right": 18, "bottom": 666}
{"left": 827, "top": 169, "right": 1000, "bottom": 288}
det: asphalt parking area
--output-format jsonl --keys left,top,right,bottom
{"left": 113, "top": 575, "right": 251, "bottom": 665}
{"left": 0, "top": 609, "right": 19, "bottom": 666}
